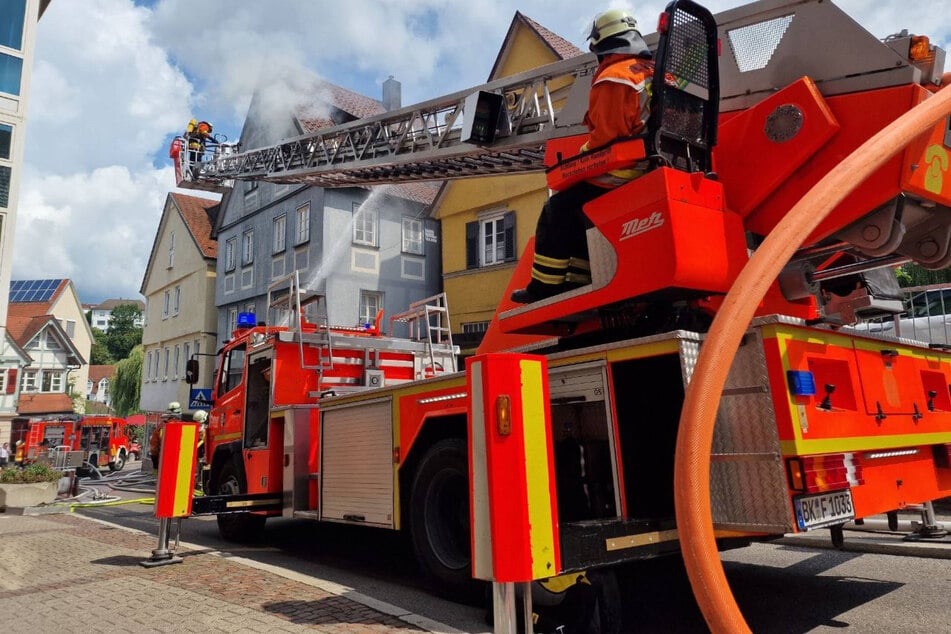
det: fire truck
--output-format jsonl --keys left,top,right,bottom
{"left": 11, "top": 415, "right": 131, "bottom": 471}
{"left": 174, "top": 0, "right": 951, "bottom": 628}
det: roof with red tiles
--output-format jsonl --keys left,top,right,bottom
{"left": 488, "top": 12, "right": 584, "bottom": 80}
{"left": 17, "top": 393, "right": 75, "bottom": 415}
{"left": 7, "top": 314, "right": 56, "bottom": 347}
{"left": 88, "top": 365, "right": 116, "bottom": 383}
{"left": 295, "top": 81, "right": 386, "bottom": 133}
{"left": 171, "top": 193, "right": 219, "bottom": 258}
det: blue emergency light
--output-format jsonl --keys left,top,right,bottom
{"left": 237, "top": 312, "right": 256, "bottom": 329}
{"left": 786, "top": 370, "right": 816, "bottom": 396}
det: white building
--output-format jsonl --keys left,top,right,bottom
{"left": 0, "top": 0, "right": 52, "bottom": 443}
{"left": 87, "top": 298, "right": 145, "bottom": 332}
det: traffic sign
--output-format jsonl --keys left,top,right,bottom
{"left": 189, "top": 388, "right": 212, "bottom": 410}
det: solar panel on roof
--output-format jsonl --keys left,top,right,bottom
{"left": 9, "top": 278, "right": 63, "bottom": 303}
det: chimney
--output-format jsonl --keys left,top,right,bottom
{"left": 383, "top": 76, "right": 401, "bottom": 111}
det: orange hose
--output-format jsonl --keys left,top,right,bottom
{"left": 674, "top": 83, "right": 951, "bottom": 633}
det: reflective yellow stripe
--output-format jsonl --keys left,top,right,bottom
{"left": 173, "top": 426, "right": 197, "bottom": 516}
{"left": 531, "top": 269, "right": 565, "bottom": 285}
{"left": 780, "top": 432, "right": 951, "bottom": 456}
{"left": 520, "top": 359, "right": 557, "bottom": 578}
{"left": 567, "top": 257, "right": 590, "bottom": 271}
{"left": 533, "top": 253, "right": 570, "bottom": 269}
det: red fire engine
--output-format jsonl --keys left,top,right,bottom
{"left": 174, "top": 0, "right": 951, "bottom": 629}
{"left": 11, "top": 415, "right": 131, "bottom": 472}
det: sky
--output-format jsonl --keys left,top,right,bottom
{"left": 13, "top": 0, "right": 951, "bottom": 304}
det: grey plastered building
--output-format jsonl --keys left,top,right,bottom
{"left": 213, "top": 77, "right": 441, "bottom": 346}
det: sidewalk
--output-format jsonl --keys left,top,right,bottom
{"left": 0, "top": 511, "right": 456, "bottom": 633}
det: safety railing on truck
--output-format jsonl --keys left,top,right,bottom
{"left": 853, "top": 283, "right": 951, "bottom": 348}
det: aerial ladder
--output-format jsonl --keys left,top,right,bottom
{"left": 174, "top": 0, "right": 951, "bottom": 631}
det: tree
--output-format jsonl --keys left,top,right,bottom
{"left": 112, "top": 345, "right": 143, "bottom": 416}
{"left": 103, "top": 304, "right": 143, "bottom": 361}
{"left": 89, "top": 328, "right": 115, "bottom": 365}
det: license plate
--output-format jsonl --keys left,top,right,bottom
{"left": 793, "top": 490, "right": 854, "bottom": 530}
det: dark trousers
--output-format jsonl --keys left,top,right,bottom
{"left": 528, "top": 182, "right": 608, "bottom": 291}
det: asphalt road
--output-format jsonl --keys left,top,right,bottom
{"left": 75, "top": 463, "right": 951, "bottom": 633}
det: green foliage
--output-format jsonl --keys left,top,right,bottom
{"left": 104, "top": 304, "right": 144, "bottom": 361}
{"left": 90, "top": 327, "right": 115, "bottom": 365}
{"left": 112, "top": 345, "right": 143, "bottom": 417}
{"left": 0, "top": 462, "right": 64, "bottom": 483}
{"left": 896, "top": 264, "right": 951, "bottom": 288}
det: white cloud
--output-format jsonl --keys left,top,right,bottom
{"left": 14, "top": 166, "right": 179, "bottom": 302}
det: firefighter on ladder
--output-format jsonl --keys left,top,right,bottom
{"left": 510, "top": 9, "right": 654, "bottom": 304}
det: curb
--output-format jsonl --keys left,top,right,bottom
{"left": 70, "top": 512, "right": 464, "bottom": 634}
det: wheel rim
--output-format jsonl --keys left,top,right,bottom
{"left": 423, "top": 466, "right": 470, "bottom": 571}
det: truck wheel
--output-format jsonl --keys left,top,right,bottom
{"left": 216, "top": 462, "right": 266, "bottom": 541}
{"left": 109, "top": 451, "right": 126, "bottom": 472}
{"left": 409, "top": 438, "right": 481, "bottom": 603}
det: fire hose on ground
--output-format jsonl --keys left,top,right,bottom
{"left": 674, "top": 81, "right": 951, "bottom": 632}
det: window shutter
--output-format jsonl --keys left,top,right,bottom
{"left": 503, "top": 211, "right": 516, "bottom": 261}
{"left": 465, "top": 221, "right": 479, "bottom": 269}
{"left": 6, "top": 369, "right": 16, "bottom": 394}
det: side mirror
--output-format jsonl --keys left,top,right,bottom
{"left": 185, "top": 359, "right": 199, "bottom": 385}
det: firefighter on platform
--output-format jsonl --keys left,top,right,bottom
{"left": 185, "top": 118, "right": 214, "bottom": 166}
{"left": 510, "top": 9, "right": 654, "bottom": 304}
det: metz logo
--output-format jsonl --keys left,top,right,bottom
{"left": 620, "top": 211, "right": 665, "bottom": 241}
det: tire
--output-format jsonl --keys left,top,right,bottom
{"left": 409, "top": 438, "right": 482, "bottom": 603}
{"left": 109, "top": 451, "right": 126, "bottom": 472}
{"left": 215, "top": 461, "right": 266, "bottom": 542}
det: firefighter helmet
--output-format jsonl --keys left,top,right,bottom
{"left": 587, "top": 9, "right": 638, "bottom": 47}
{"left": 192, "top": 410, "right": 208, "bottom": 424}
{"left": 167, "top": 401, "right": 182, "bottom": 415}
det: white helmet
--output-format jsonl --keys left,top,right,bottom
{"left": 587, "top": 9, "right": 650, "bottom": 57}
{"left": 192, "top": 410, "right": 209, "bottom": 424}
{"left": 166, "top": 401, "right": 182, "bottom": 415}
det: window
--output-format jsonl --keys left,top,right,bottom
{"left": 45, "top": 331, "right": 61, "bottom": 350}
{"left": 402, "top": 217, "right": 424, "bottom": 254}
{"left": 168, "top": 231, "right": 176, "bottom": 268}
{"left": 164, "top": 347, "right": 170, "bottom": 379}
{"left": 22, "top": 370, "right": 36, "bottom": 392}
{"left": 295, "top": 203, "right": 310, "bottom": 245}
{"left": 352, "top": 202, "right": 378, "bottom": 246}
{"left": 463, "top": 321, "right": 490, "bottom": 334}
{"left": 0, "top": 165, "right": 10, "bottom": 208}
{"left": 242, "top": 230, "right": 254, "bottom": 265}
{"left": 219, "top": 344, "right": 246, "bottom": 394}
{"left": 145, "top": 351, "right": 152, "bottom": 381}
{"left": 273, "top": 214, "right": 286, "bottom": 253}
{"left": 173, "top": 286, "right": 181, "bottom": 315}
{"left": 466, "top": 211, "right": 515, "bottom": 269}
{"left": 41, "top": 371, "right": 63, "bottom": 393}
{"left": 163, "top": 290, "right": 170, "bottom": 318}
{"left": 228, "top": 308, "right": 238, "bottom": 335}
{"left": 225, "top": 237, "right": 237, "bottom": 271}
{"left": 0, "top": 1, "right": 26, "bottom": 51}
{"left": 183, "top": 342, "right": 191, "bottom": 371}
{"left": 0, "top": 123, "right": 11, "bottom": 159}
{"left": 65, "top": 319, "right": 76, "bottom": 338}
{"left": 0, "top": 53, "right": 23, "bottom": 96}
{"left": 244, "top": 179, "right": 259, "bottom": 208}
{"left": 174, "top": 345, "right": 180, "bottom": 378}
{"left": 359, "top": 290, "right": 383, "bottom": 326}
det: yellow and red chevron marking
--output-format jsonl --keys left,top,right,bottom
{"left": 155, "top": 422, "right": 200, "bottom": 518}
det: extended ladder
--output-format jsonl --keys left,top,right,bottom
{"left": 266, "top": 271, "right": 335, "bottom": 389}
{"left": 175, "top": 54, "right": 597, "bottom": 191}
